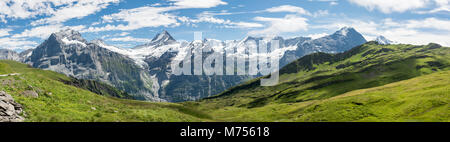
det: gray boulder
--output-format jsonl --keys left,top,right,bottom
{"left": 0, "top": 91, "right": 25, "bottom": 122}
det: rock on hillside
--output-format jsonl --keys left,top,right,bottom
{"left": 0, "top": 91, "right": 24, "bottom": 122}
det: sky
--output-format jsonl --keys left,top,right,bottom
{"left": 0, "top": 0, "right": 449, "bottom": 52}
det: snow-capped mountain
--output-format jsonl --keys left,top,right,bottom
{"left": 0, "top": 48, "right": 32, "bottom": 62}
{"left": 0, "top": 49, "right": 21, "bottom": 61}
{"left": 375, "top": 35, "right": 396, "bottom": 45}
{"left": 21, "top": 27, "right": 366, "bottom": 102}
{"left": 280, "top": 27, "right": 367, "bottom": 66}
{"left": 25, "top": 29, "right": 164, "bottom": 101}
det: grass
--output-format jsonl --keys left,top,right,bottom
{"left": 186, "top": 42, "right": 450, "bottom": 122}
{"left": 294, "top": 70, "right": 449, "bottom": 122}
{"left": 185, "top": 70, "right": 449, "bottom": 122}
{"left": 0, "top": 60, "right": 210, "bottom": 122}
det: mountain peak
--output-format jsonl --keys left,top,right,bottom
{"left": 133, "top": 30, "right": 176, "bottom": 49}
{"left": 151, "top": 30, "right": 176, "bottom": 44}
{"left": 50, "top": 29, "right": 86, "bottom": 43}
{"left": 375, "top": 35, "right": 396, "bottom": 45}
{"left": 325, "top": 27, "right": 366, "bottom": 43}
{"left": 335, "top": 27, "right": 357, "bottom": 36}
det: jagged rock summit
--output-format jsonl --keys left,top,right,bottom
{"left": 152, "top": 30, "right": 176, "bottom": 43}
{"left": 136, "top": 30, "right": 177, "bottom": 48}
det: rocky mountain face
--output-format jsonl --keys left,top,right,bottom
{"left": 24, "top": 29, "right": 162, "bottom": 101}
{"left": 19, "top": 27, "right": 366, "bottom": 102}
{"left": 0, "top": 91, "right": 24, "bottom": 122}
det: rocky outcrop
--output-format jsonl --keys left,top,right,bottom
{"left": 21, "top": 90, "right": 39, "bottom": 98}
{"left": 0, "top": 91, "right": 25, "bottom": 122}
{"left": 60, "top": 77, "right": 134, "bottom": 99}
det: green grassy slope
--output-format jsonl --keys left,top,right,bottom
{"left": 292, "top": 70, "right": 449, "bottom": 122}
{"left": 0, "top": 60, "right": 210, "bottom": 122}
{"left": 186, "top": 42, "right": 450, "bottom": 122}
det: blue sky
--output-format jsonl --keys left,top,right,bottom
{"left": 0, "top": 0, "right": 449, "bottom": 51}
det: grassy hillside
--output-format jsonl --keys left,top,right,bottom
{"left": 186, "top": 42, "right": 450, "bottom": 122}
{"left": 0, "top": 60, "right": 210, "bottom": 122}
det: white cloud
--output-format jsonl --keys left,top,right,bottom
{"left": 312, "top": 10, "right": 329, "bottom": 17}
{"left": 307, "top": 33, "right": 328, "bottom": 39}
{"left": 0, "top": 0, "right": 56, "bottom": 20}
{"left": 119, "top": 32, "right": 130, "bottom": 36}
{"left": 86, "top": 0, "right": 234, "bottom": 32}
{"left": 330, "top": 1, "right": 338, "bottom": 6}
{"left": 348, "top": 0, "right": 428, "bottom": 13}
{"left": 86, "top": 6, "right": 179, "bottom": 32}
{"left": 265, "top": 5, "right": 310, "bottom": 15}
{"left": 264, "top": 5, "right": 328, "bottom": 17}
{"left": 0, "top": 0, "right": 118, "bottom": 25}
{"left": 13, "top": 24, "right": 86, "bottom": 39}
{"left": 31, "top": 0, "right": 120, "bottom": 25}
{"left": 249, "top": 15, "right": 308, "bottom": 36}
{"left": 151, "top": 3, "right": 162, "bottom": 7}
{"left": 404, "top": 17, "right": 450, "bottom": 31}
{"left": 0, "top": 15, "right": 6, "bottom": 23}
{"left": 0, "top": 37, "right": 37, "bottom": 51}
{"left": 0, "top": 28, "right": 12, "bottom": 37}
{"left": 188, "top": 14, "right": 264, "bottom": 28}
{"left": 348, "top": 0, "right": 450, "bottom": 13}
{"left": 169, "top": 0, "right": 227, "bottom": 8}
{"left": 308, "top": 0, "right": 339, "bottom": 6}
{"left": 416, "top": 0, "right": 450, "bottom": 13}
{"left": 231, "top": 22, "right": 265, "bottom": 28}
{"left": 108, "top": 36, "right": 151, "bottom": 43}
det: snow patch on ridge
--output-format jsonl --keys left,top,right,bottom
{"left": 61, "top": 37, "right": 86, "bottom": 47}
{"left": 95, "top": 41, "right": 132, "bottom": 55}
{"left": 375, "top": 35, "right": 396, "bottom": 45}
{"left": 96, "top": 41, "right": 182, "bottom": 67}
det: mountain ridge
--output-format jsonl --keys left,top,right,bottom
{"left": 5, "top": 27, "right": 367, "bottom": 102}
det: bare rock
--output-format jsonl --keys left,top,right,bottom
{"left": 21, "top": 90, "right": 39, "bottom": 98}
{"left": 0, "top": 91, "right": 25, "bottom": 122}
